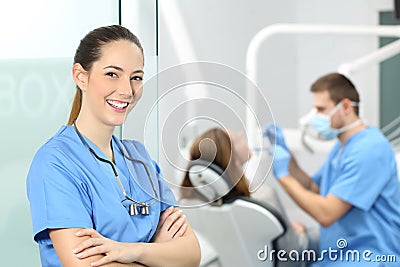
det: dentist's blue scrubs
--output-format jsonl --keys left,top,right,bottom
{"left": 26, "top": 125, "right": 177, "bottom": 267}
{"left": 311, "top": 127, "right": 400, "bottom": 266}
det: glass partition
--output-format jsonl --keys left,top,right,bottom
{"left": 0, "top": 1, "right": 119, "bottom": 265}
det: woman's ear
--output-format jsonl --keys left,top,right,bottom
{"left": 72, "top": 63, "right": 88, "bottom": 91}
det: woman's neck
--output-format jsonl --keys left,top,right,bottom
{"left": 74, "top": 116, "right": 115, "bottom": 161}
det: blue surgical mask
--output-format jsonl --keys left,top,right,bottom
{"left": 309, "top": 101, "right": 361, "bottom": 140}
{"left": 310, "top": 113, "right": 339, "bottom": 140}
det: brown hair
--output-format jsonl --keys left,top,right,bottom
{"left": 310, "top": 72, "right": 360, "bottom": 115}
{"left": 67, "top": 25, "right": 144, "bottom": 125}
{"left": 181, "top": 128, "right": 250, "bottom": 202}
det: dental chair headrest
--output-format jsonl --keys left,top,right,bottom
{"left": 187, "top": 159, "right": 233, "bottom": 202}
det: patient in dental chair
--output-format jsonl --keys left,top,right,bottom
{"left": 180, "top": 127, "right": 318, "bottom": 266}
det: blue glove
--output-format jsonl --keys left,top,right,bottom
{"left": 268, "top": 145, "right": 290, "bottom": 179}
{"left": 263, "top": 123, "right": 289, "bottom": 151}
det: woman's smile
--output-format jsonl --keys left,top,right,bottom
{"left": 106, "top": 99, "right": 130, "bottom": 113}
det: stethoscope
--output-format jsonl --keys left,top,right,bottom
{"left": 73, "top": 121, "right": 159, "bottom": 216}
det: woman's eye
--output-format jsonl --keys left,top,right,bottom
{"left": 131, "top": 76, "right": 143, "bottom": 81}
{"left": 106, "top": 72, "right": 118, "bottom": 78}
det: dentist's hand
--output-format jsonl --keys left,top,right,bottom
{"left": 268, "top": 145, "right": 291, "bottom": 179}
{"left": 263, "top": 123, "right": 289, "bottom": 151}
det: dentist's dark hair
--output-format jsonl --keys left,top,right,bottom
{"left": 310, "top": 72, "right": 360, "bottom": 115}
{"left": 67, "top": 25, "right": 143, "bottom": 125}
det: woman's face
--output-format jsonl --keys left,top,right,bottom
{"left": 82, "top": 40, "right": 144, "bottom": 127}
{"left": 229, "top": 131, "right": 252, "bottom": 166}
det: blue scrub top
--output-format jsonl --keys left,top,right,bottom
{"left": 26, "top": 125, "right": 177, "bottom": 267}
{"left": 311, "top": 127, "right": 400, "bottom": 266}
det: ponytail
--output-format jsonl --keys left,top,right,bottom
{"left": 67, "top": 88, "right": 82, "bottom": 125}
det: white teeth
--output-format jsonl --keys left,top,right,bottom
{"left": 107, "top": 100, "right": 128, "bottom": 109}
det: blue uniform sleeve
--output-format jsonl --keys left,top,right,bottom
{"left": 328, "top": 141, "right": 393, "bottom": 211}
{"left": 151, "top": 159, "right": 178, "bottom": 211}
{"left": 26, "top": 145, "right": 93, "bottom": 243}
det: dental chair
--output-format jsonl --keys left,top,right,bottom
{"left": 181, "top": 159, "right": 287, "bottom": 267}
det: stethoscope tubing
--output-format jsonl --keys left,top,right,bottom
{"left": 73, "top": 122, "right": 159, "bottom": 209}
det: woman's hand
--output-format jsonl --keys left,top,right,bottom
{"left": 72, "top": 229, "right": 139, "bottom": 266}
{"left": 151, "top": 206, "right": 187, "bottom": 243}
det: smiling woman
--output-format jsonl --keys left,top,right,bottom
{"left": 26, "top": 25, "right": 200, "bottom": 267}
